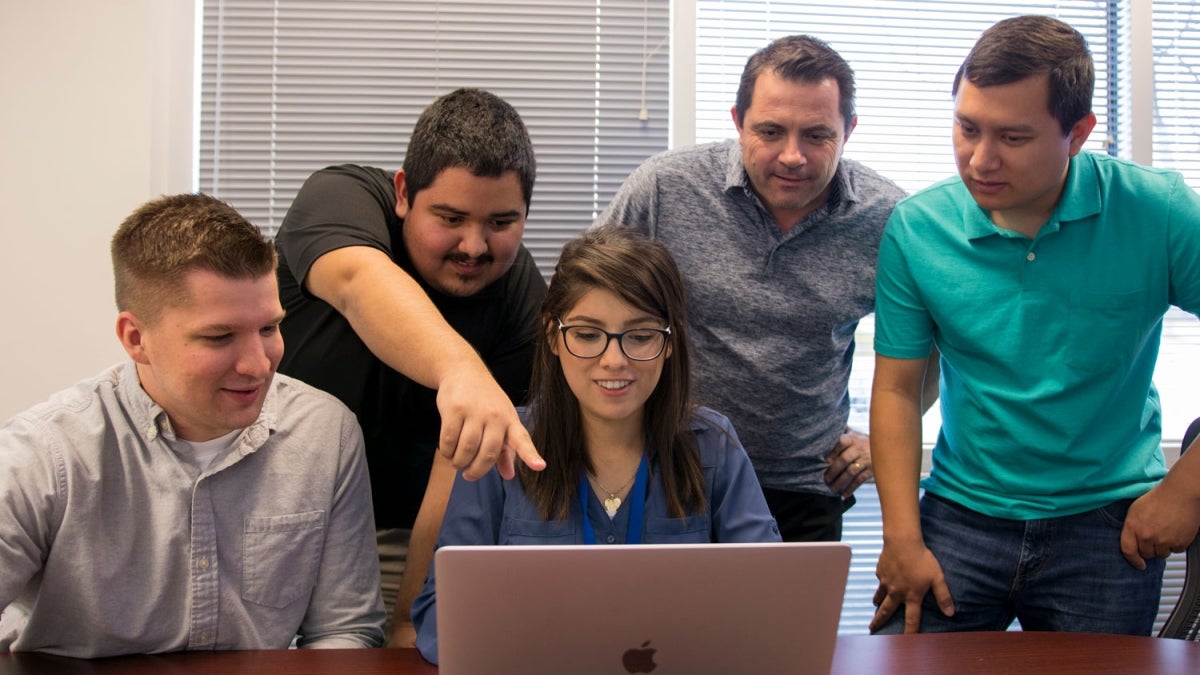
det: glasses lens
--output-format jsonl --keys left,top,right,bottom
{"left": 561, "top": 325, "right": 667, "bottom": 360}
{"left": 621, "top": 329, "right": 665, "bottom": 360}
{"left": 564, "top": 326, "right": 607, "bottom": 358}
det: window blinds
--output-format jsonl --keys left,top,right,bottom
{"left": 200, "top": 0, "right": 671, "bottom": 275}
{"left": 694, "top": 0, "right": 1118, "bottom": 193}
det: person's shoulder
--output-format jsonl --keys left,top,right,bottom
{"left": 288, "top": 164, "right": 394, "bottom": 203}
{"left": 503, "top": 245, "right": 548, "bottom": 286}
{"left": 278, "top": 164, "right": 397, "bottom": 245}
{"left": 305, "top": 163, "right": 392, "bottom": 185}
{"left": 271, "top": 372, "right": 348, "bottom": 404}
{"left": 472, "top": 245, "right": 545, "bottom": 312}
{"left": 893, "top": 174, "right": 968, "bottom": 215}
{"left": 37, "top": 365, "right": 125, "bottom": 416}
{"left": 269, "top": 373, "right": 357, "bottom": 422}
{"left": 840, "top": 157, "right": 907, "bottom": 201}
{"left": 687, "top": 407, "right": 747, "bottom": 467}
{"left": 1081, "top": 151, "right": 1183, "bottom": 188}
{"left": 687, "top": 406, "right": 738, "bottom": 438}
{"left": 4, "top": 364, "right": 126, "bottom": 443}
{"left": 636, "top": 140, "right": 735, "bottom": 175}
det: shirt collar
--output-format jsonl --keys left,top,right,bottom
{"left": 1056, "top": 151, "right": 1102, "bottom": 224}
{"left": 117, "top": 359, "right": 276, "bottom": 452}
{"left": 722, "top": 141, "right": 855, "bottom": 215}
{"left": 964, "top": 152, "right": 1102, "bottom": 240}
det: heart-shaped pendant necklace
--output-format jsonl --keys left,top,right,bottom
{"left": 603, "top": 495, "right": 622, "bottom": 518}
{"left": 590, "top": 471, "right": 637, "bottom": 519}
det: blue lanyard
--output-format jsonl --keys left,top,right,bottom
{"left": 579, "top": 453, "right": 649, "bottom": 545}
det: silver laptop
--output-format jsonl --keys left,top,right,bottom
{"left": 434, "top": 542, "right": 851, "bottom": 674}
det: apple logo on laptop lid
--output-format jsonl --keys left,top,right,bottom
{"left": 622, "top": 640, "right": 657, "bottom": 673}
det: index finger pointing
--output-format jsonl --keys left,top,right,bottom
{"left": 508, "top": 422, "right": 544, "bottom": 472}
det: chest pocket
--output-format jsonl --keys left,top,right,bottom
{"left": 242, "top": 510, "right": 325, "bottom": 608}
{"left": 500, "top": 516, "right": 576, "bottom": 545}
{"left": 644, "top": 514, "right": 711, "bottom": 543}
{"left": 1065, "top": 289, "right": 1151, "bottom": 372}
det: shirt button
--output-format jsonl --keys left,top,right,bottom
{"left": 197, "top": 557, "right": 210, "bottom": 570}
{"left": 606, "top": 535, "right": 616, "bottom": 544}
{"left": 198, "top": 632, "right": 209, "bottom": 643}
{"left": 1026, "top": 252, "right": 1036, "bottom": 262}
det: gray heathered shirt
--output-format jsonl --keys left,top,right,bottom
{"left": 0, "top": 362, "right": 386, "bottom": 657}
{"left": 599, "top": 140, "right": 905, "bottom": 494}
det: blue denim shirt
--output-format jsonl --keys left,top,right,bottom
{"left": 412, "top": 406, "right": 780, "bottom": 663}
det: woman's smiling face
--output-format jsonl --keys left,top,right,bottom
{"left": 552, "top": 287, "right": 669, "bottom": 433}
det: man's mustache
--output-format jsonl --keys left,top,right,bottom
{"left": 445, "top": 252, "right": 494, "bottom": 265}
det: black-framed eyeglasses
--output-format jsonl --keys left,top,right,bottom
{"left": 555, "top": 319, "right": 671, "bottom": 361}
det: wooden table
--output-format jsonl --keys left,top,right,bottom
{"left": 832, "top": 632, "right": 1200, "bottom": 674}
{"left": 2, "top": 632, "right": 1197, "bottom": 674}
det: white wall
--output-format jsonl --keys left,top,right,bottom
{"left": 0, "top": 1, "right": 195, "bottom": 420}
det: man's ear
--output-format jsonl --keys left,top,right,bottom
{"left": 393, "top": 170, "right": 410, "bottom": 219}
{"left": 1067, "top": 112, "right": 1097, "bottom": 157}
{"left": 729, "top": 104, "right": 742, "bottom": 133}
{"left": 116, "top": 311, "right": 151, "bottom": 365}
{"left": 844, "top": 114, "right": 858, "bottom": 143}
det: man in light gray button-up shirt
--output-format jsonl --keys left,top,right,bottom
{"left": 0, "top": 194, "right": 386, "bottom": 657}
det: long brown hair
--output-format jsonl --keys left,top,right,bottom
{"left": 518, "top": 224, "right": 705, "bottom": 520}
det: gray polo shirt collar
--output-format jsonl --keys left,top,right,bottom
{"left": 722, "top": 141, "right": 857, "bottom": 209}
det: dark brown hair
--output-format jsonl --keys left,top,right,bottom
{"left": 735, "top": 34, "right": 856, "bottom": 134}
{"left": 953, "top": 15, "right": 1094, "bottom": 135}
{"left": 401, "top": 88, "right": 537, "bottom": 211}
{"left": 518, "top": 224, "right": 704, "bottom": 520}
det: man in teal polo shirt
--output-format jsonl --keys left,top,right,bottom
{"left": 869, "top": 15, "right": 1200, "bottom": 635}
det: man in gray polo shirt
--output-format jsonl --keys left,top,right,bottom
{"left": 600, "top": 35, "right": 933, "bottom": 540}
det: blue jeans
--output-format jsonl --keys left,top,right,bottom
{"left": 874, "top": 493, "right": 1165, "bottom": 634}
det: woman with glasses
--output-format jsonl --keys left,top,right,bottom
{"left": 411, "top": 223, "right": 780, "bottom": 664}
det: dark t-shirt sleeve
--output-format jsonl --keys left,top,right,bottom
{"left": 276, "top": 164, "right": 399, "bottom": 290}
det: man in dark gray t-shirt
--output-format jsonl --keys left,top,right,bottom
{"left": 600, "top": 35, "right": 933, "bottom": 540}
